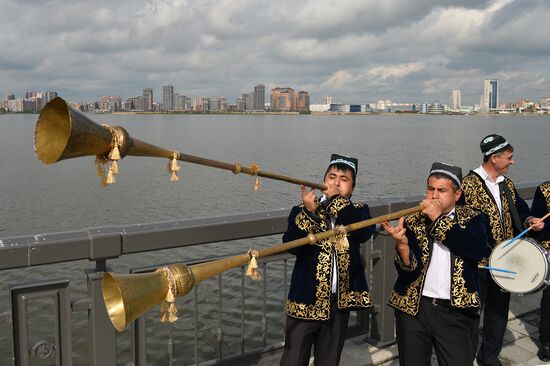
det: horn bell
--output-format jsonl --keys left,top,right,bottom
{"left": 102, "top": 264, "right": 196, "bottom": 332}
{"left": 35, "top": 97, "right": 115, "bottom": 164}
{"left": 102, "top": 271, "right": 170, "bottom": 332}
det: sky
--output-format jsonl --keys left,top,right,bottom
{"left": 1, "top": 0, "right": 549, "bottom": 105}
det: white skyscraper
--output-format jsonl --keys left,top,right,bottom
{"left": 451, "top": 90, "right": 461, "bottom": 110}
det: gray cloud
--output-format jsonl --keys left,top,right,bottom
{"left": 0, "top": 0, "right": 548, "bottom": 105}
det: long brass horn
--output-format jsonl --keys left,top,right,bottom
{"left": 102, "top": 204, "right": 423, "bottom": 332}
{"left": 35, "top": 97, "right": 326, "bottom": 190}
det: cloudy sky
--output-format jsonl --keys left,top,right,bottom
{"left": 1, "top": 0, "right": 549, "bottom": 105}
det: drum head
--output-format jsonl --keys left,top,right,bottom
{"left": 489, "top": 238, "right": 549, "bottom": 294}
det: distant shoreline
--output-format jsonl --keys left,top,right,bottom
{"left": 2, "top": 110, "right": 549, "bottom": 117}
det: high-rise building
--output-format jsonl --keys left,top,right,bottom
{"left": 236, "top": 97, "right": 245, "bottom": 111}
{"left": 174, "top": 94, "right": 192, "bottom": 111}
{"left": 253, "top": 84, "right": 265, "bottom": 111}
{"left": 270, "top": 87, "right": 295, "bottom": 111}
{"left": 99, "top": 96, "right": 122, "bottom": 112}
{"left": 163, "top": 84, "right": 174, "bottom": 111}
{"left": 45, "top": 90, "right": 58, "bottom": 104}
{"left": 295, "top": 91, "right": 310, "bottom": 112}
{"left": 2, "top": 93, "right": 14, "bottom": 110}
{"left": 451, "top": 90, "right": 461, "bottom": 110}
{"left": 324, "top": 96, "right": 332, "bottom": 105}
{"left": 482, "top": 79, "right": 498, "bottom": 111}
{"left": 242, "top": 93, "right": 253, "bottom": 111}
{"left": 143, "top": 88, "right": 153, "bottom": 112}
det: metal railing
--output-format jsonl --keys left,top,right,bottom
{"left": 0, "top": 181, "right": 542, "bottom": 365}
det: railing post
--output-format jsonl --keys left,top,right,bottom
{"left": 86, "top": 266, "right": 117, "bottom": 366}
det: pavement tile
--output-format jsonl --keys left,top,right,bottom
{"left": 500, "top": 345, "right": 534, "bottom": 364}
{"left": 508, "top": 318, "right": 540, "bottom": 336}
{"left": 515, "top": 336, "right": 542, "bottom": 354}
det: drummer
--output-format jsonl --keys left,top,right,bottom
{"left": 382, "top": 162, "right": 490, "bottom": 366}
{"left": 459, "top": 134, "right": 544, "bottom": 366}
{"left": 530, "top": 181, "right": 550, "bottom": 362}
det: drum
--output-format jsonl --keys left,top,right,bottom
{"left": 489, "top": 238, "right": 550, "bottom": 294}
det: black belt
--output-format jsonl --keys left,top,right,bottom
{"left": 422, "top": 295, "right": 451, "bottom": 307}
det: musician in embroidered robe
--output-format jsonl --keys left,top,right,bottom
{"left": 382, "top": 162, "right": 490, "bottom": 366}
{"left": 459, "top": 134, "right": 544, "bottom": 366}
{"left": 531, "top": 181, "right": 550, "bottom": 362}
{"left": 279, "top": 154, "right": 374, "bottom": 366}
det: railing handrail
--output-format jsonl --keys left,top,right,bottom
{"left": 0, "top": 192, "right": 448, "bottom": 270}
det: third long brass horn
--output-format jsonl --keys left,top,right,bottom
{"left": 102, "top": 204, "right": 423, "bottom": 332}
{"left": 34, "top": 97, "right": 326, "bottom": 190}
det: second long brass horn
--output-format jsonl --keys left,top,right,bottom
{"left": 35, "top": 97, "right": 326, "bottom": 190}
{"left": 102, "top": 204, "right": 423, "bottom": 332}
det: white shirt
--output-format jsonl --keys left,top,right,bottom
{"left": 474, "top": 165, "right": 505, "bottom": 214}
{"left": 422, "top": 210, "right": 455, "bottom": 300}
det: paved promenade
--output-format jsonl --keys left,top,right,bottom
{"left": 340, "top": 291, "right": 547, "bottom": 366}
{"left": 257, "top": 291, "right": 546, "bottom": 365}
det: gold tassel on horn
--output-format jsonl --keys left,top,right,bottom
{"left": 249, "top": 163, "right": 260, "bottom": 192}
{"left": 333, "top": 226, "right": 350, "bottom": 252}
{"left": 104, "top": 165, "right": 115, "bottom": 185}
{"left": 111, "top": 160, "right": 119, "bottom": 175}
{"left": 168, "top": 151, "right": 181, "bottom": 182}
{"left": 109, "top": 144, "right": 121, "bottom": 161}
{"left": 246, "top": 249, "right": 261, "bottom": 281}
{"left": 156, "top": 267, "right": 179, "bottom": 323}
{"left": 95, "top": 157, "right": 105, "bottom": 177}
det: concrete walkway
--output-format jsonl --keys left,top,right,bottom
{"left": 338, "top": 291, "right": 547, "bottom": 366}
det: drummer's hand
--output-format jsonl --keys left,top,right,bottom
{"left": 301, "top": 185, "right": 318, "bottom": 212}
{"left": 382, "top": 218, "right": 410, "bottom": 265}
{"left": 421, "top": 198, "right": 444, "bottom": 221}
{"left": 528, "top": 217, "right": 545, "bottom": 231}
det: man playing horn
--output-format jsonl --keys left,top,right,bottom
{"left": 382, "top": 162, "right": 490, "bottom": 365}
{"left": 460, "top": 134, "right": 544, "bottom": 366}
{"left": 279, "top": 154, "right": 374, "bottom": 366}
{"left": 530, "top": 180, "right": 550, "bottom": 362}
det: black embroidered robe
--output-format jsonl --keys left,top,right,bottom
{"left": 388, "top": 206, "right": 490, "bottom": 316}
{"left": 283, "top": 195, "right": 374, "bottom": 321}
{"left": 531, "top": 181, "right": 550, "bottom": 250}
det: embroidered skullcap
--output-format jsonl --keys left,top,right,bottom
{"left": 429, "top": 162, "right": 462, "bottom": 187}
{"left": 329, "top": 153, "right": 358, "bottom": 174}
{"left": 480, "top": 134, "right": 510, "bottom": 157}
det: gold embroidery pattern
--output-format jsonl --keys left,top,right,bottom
{"left": 430, "top": 216, "right": 454, "bottom": 242}
{"left": 326, "top": 196, "right": 351, "bottom": 218}
{"left": 461, "top": 174, "right": 514, "bottom": 249}
{"left": 539, "top": 181, "right": 550, "bottom": 250}
{"left": 285, "top": 238, "right": 333, "bottom": 320}
{"left": 451, "top": 257, "right": 480, "bottom": 308}
{"left": 336, "top": 249, "right": 373, "bottom": 308}
{"left": 388, "top": 213, "right": 430, "bottom": 316}
{"left": 389, "top": 208, "right": 482, "bottom": 315}
{"left": 295, "top": 208, "right": 321, "bottom": 233}
{"left": 286, "top": 201, "right": 371, "bottom": 320}
{"left": 395, "top": 251, "right": 419, "bottom": 272}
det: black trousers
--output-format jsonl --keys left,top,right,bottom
{"left": 472, "top": 269, "right": 510, "bottom": 366}
{"left": 540, "top": 285, "right": 550, "bottom": 344}
{"left": 279, "top": 297, "right": 350, "bottom": 366}
{"left": 395, "top": 296, "right": 476, "bottom": 366}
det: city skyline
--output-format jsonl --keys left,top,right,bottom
{"left": 1, "top": 0, "right": 549, "bottom": 105}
